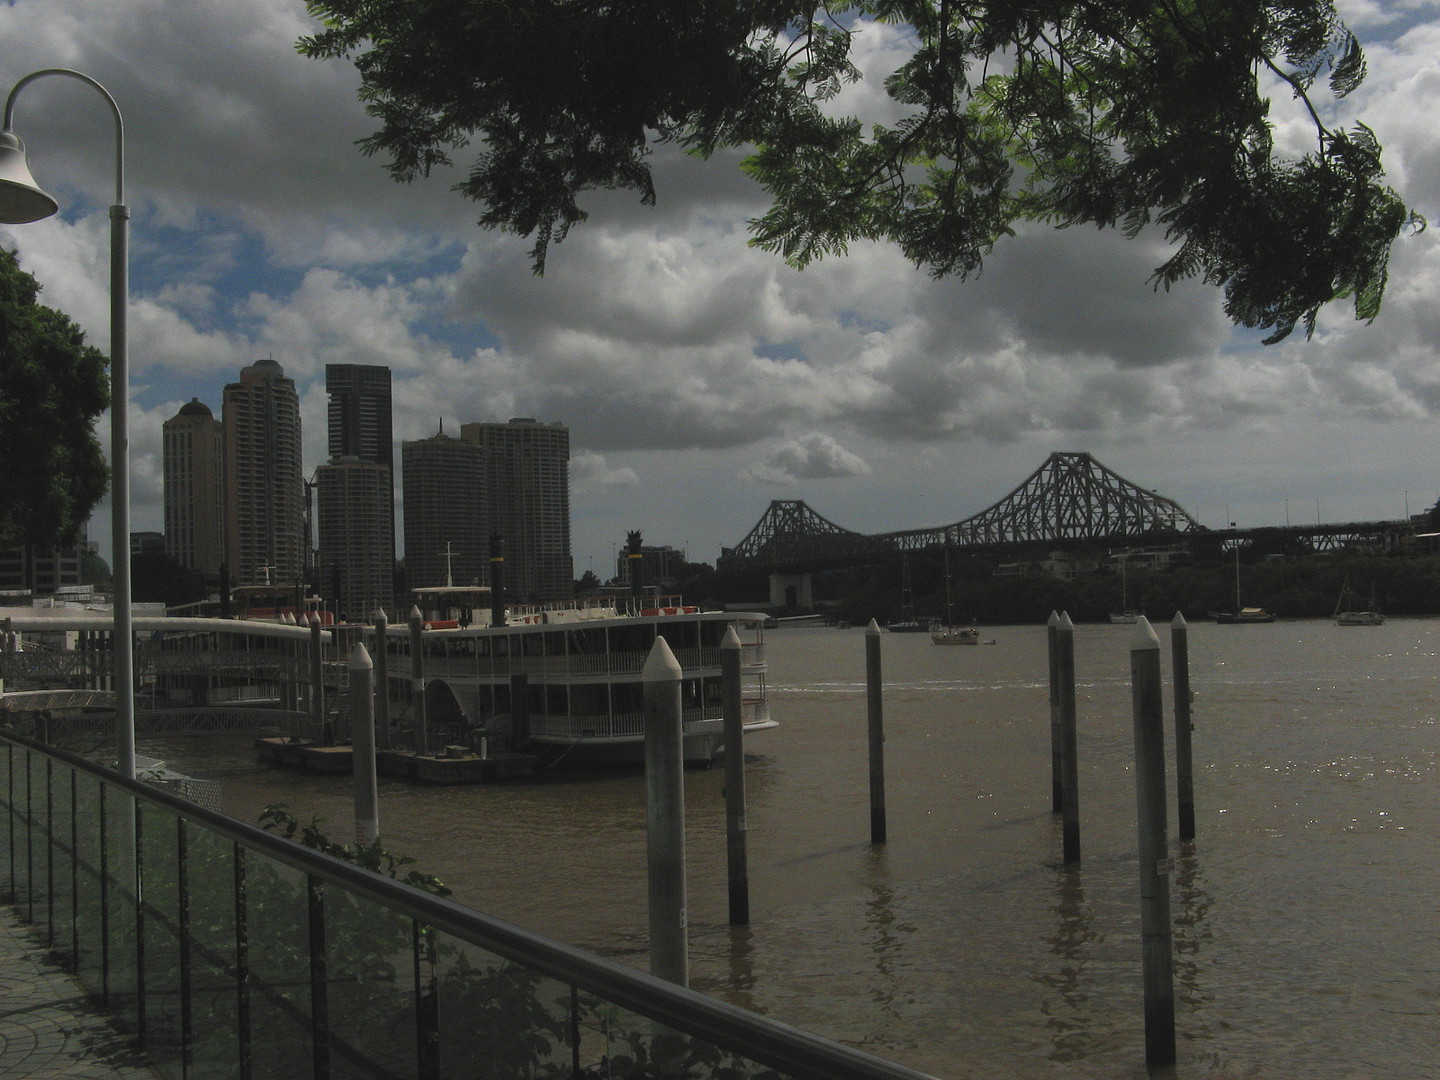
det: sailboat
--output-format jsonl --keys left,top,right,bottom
{"left": 931, "top": 548, "right": 979, "bottom": 645}
{"left": 1334, "top": 575, "right": 1384, "bottom": 625}
{"left": 1212, "top": 543, "right": 1275, "bottom": 623}
{"left": 888, "top": 555, "right": 928, "bottom": 632}
{"left": 1109, "top": 554, "right": 1140, "bottom": 624}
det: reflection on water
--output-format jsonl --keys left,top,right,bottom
{"left": 1039, "top": 862, "right": 1097, "bottom": 1063}
{"left": 142, "top": 619, "right": 1440, "bottom": 1079}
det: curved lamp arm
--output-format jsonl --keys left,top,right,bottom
{"left": 4, "top": 67, "right": 124, "bottom": 206}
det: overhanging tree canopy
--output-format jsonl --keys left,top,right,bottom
{"left": 0, "top": 247, "right": 110, "bottom": 551}
{"left": 301, "top": 0, "right": 1420, "bottom": 342}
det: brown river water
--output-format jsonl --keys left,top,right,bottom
{"left": 139, "top": 618, "right": 1440, "bottom": 1079}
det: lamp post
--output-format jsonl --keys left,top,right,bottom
{"left": 0, "top": 69, "right": 134, "bottom": 778}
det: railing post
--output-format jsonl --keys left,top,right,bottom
{"left": 720, "top": 625, "right": 749, "bottom": 925}
{"left": 865, "top": 619, "right": 887, "bottom": 845}
{"left": 234, "top": 842, "right": 252, "bottom": 1080}
{"left": 643, "top": 636, "right": 687, "bottom": 986}
{"left": 308, "top": 875, "right": 331, "bottom": 1079}
{"left": 1130, "top": 616, "right": 1176, "bottom": 1069}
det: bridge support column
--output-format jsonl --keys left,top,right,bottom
{"left": 768, "top": 572, "right": 814, "bottom": 611}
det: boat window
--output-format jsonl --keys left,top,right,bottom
{"left": 665, "top": 621, "right": 700, "bottom": 650}
{"left": 546, "top": 685, "right": 567, "bottom": 714}
{"left": 523, "top": 633, "right": 544, "bottom": 657}
{"left": 699, "top": 620, "right": 728, "bottom": 648}
{"left": 569, "top": 683, "right": 606, "bottom": 715}
{"left": 702, "top": 676, "right": 723, "bottom": 706}
{"left": 611, "top": 681, "right": 643, "bottom": 713}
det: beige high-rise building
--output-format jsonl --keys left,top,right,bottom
{"left": 162, "top": 398, "right": 225, "bottom": 579}
{"left": 459, "top": 418, "right": 571, "bottom": 602}
{"left": 223, "top": 359, "right": 304, "bottom": 587}
{"left": 315, "top": 456, "right": 394, "bottom": 620}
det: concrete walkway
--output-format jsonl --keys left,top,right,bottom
{"left": 0, "top": 905, "right": 161, "bottom": 1080}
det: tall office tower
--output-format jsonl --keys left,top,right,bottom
{"left": 315, "top": 456, "right": 394, "bottom": 619}
{"left": 459, "top": 418, "right": 572, "bottom": 602}
{"left": 325, "top": 364, "right": 396, "bottom": 602}
{"left": 162, "top": 398, "right": 226, "bottom": 579}
{"left": 401, "top": 427, "right": 486, "bottom": 591}
{"left": 223, "top": 359, "right": 305, "bottom": 587}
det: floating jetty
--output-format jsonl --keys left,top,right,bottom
{"left": 254, "top": 736, "right": 540, "bottom": 783}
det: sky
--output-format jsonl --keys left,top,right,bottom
{"left": 3, "top": 1, "right": 1440, "bottom": 582}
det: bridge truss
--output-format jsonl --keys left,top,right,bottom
{"left": 722, "top": 451, "right": 1204, "bottom": 571}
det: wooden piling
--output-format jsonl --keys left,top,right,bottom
{"left": 643, "top": 635, "right": 688, "bottom": 986}
{"left": 373, "top": 609, "right": 390, "bottom": 750}
{"left": 1057, "top": 612, "right": 1080, "bottom": 864}
{"left": 720, "top": 624, "right": 750, "bottom": 925}
{"left": 350, "top": 643, "right": 379, "bottom": 846}
{"left": 1129, "top": 616, "right": 1176, "bottom": 1069}
{"left": 1171, "top": 612, "right": 1196, "bottom": 841}
{"left": 865, "top": 619, "right": 887, "bottom": 845}
{"left": 409, "top": 606, "right": 427, "bottom": 755}
{"left": 1047, "top": 611, "right": 1062, "bottom": 812}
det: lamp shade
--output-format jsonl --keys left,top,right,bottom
{"left": 0, "top": 129, "right": 59, "bottom": 223}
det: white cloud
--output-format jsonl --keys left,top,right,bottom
{"left": 748, "top": 433, "right": 874, "bottom": 485}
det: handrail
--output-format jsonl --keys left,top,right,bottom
{"left": 0, "top": 728, "right": 934, "bottom": 1080}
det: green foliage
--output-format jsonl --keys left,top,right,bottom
{"left": 0, "top": 247, "right": 109, "bottom": 549}
{"left": 301, "top": 0, "right": 1420, "bottom": 340}
{"left": 259, "top": 802, "right": 453, "bottom": 896}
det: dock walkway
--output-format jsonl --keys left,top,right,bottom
{"left": 0, "top": 905, "right": 160, "bottom": 1079}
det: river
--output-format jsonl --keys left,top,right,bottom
{"left": 140, "top": 617, "right": 1440, "bottom": 1079}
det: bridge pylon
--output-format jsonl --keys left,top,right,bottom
{"left": 769, "top": 572, "right": 814, "bottom": 611}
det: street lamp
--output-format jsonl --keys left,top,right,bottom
{"left": 0, "top": 69, "right": 134, "bottom": 778}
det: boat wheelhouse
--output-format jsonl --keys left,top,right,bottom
{"left": 378, "top": 591, "right": 773, "bottom": 765}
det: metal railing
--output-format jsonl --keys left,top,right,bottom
{"left": 0, "top": 730, "right": 934, "bottom": 1080}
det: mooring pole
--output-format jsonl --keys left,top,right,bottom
{"left": 1047, "top": 610, "right": 1062, "bottom": 813}
{"left": 1171, "top": 612, "right": 1196, "bottom": 841}
{"left": 865, "top": 619, "right": 887, "bottom": 845}
{"left": 373, "top": 609, "right": 390, "bottom": 750}
{"left": 1057, "top": 611, "right": 1081, "bottom": 864}
{"left": 720, "top": 625, "right": 750, "bottom": 925}
{"left": 1130, "top": 616, "right": 1176, "bottom": 1069}
{"left": 350, "top": 643, "right": 379, "bottom": 846}
{"left": 308, "top": 612, "right": 324, "bottom": 742}
{"left": 643, "top": 635, "right": 688, "bottom": 986}
{"left": 409, "top": 606, "right": 428, "bottom": 756}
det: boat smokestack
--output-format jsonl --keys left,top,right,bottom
{"left": 489, "top": 533, "right": 506, "bottom": 627}
{"left": 627, "top": 530, "right": 644, "bottom": 597}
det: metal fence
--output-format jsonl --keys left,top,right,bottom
{"left": 0, "top": 730, "right": 934, "bottom": 1080}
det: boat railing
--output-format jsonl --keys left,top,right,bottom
{"left": 530, "top": 700, "right": 770, "bottom": 742}
{"left": 0, "top": 730, "right": 929, "bottom": 1080}
{"left": 418, "top": 646, "right": 743, "bottom": 682}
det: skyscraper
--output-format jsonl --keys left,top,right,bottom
{"left": 162, "top": 398, "right": 226, "bottom": 579}
{"left": 324, "top": 364, "right": 396, "bottom": 610}
{"left": 315, "top": 456, "right": 394, "bottom": 619}
{"left": 401, "top": 427, "right": 486, "bottom": 591}
{"left": 459, "top": 418, "right": 571, "bottom": 602}
{"left": 223, "top": 359, "right": 304, "bottom": 587}
{"left": 326, "top": 364, "right": 393, "bottom": 472}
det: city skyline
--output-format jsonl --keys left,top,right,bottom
{"left": 3, "top": 3, "right": 1440, "bottom": 578}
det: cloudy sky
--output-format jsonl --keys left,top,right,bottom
{"left": 3, "top": 1, "right": 1440, "bottom": 581}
